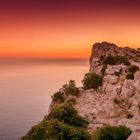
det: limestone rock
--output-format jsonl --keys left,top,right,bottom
{"left": 90, "top": 42, "right": 140, "bottom": 60}
{"left": 74, "top": 42, "right": 140, "bottom": 139}
{"left": 50, "top": 42, "right": 140, "bottom": 139}
{"left": 90, "top": 58, "right": 103, "bottom": 74}
{"left": 121, "top": 80, "right": 136, "bottom": 99}
{"left": 105, "top": 64, "right": 127, "bottom": 75}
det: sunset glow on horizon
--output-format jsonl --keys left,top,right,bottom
{"left": 1, "top": 0, "right": 140, "bottom": 59}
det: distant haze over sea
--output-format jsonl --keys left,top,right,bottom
{"left": 0, "top": 57, "right": 88, "bottom": 65}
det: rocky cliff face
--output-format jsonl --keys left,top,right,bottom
{"left": 22, "top": 42, "right": 140, "bottom": 140}
{"left": 74, "top": 42, "right": 140, "bottom": 140}
{"left": 90, "top": 42, "right": 140, "bottom": 60}
{"left": 90, "top": 42, "right": 140, "bottom": 72}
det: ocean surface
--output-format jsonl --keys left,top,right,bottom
{"left": 0, "top": 61, "right": 88, "bottom": 140}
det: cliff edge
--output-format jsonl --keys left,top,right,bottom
{"left": 75, "top": 42, "right": 140, "bottom": 140}
{"left": 22, "top": 42, "right": 140, "bottom": 140}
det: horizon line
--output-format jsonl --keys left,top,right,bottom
{"left": 0, "top": 57, "right": 88, "bottom": 63}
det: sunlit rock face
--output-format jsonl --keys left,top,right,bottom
{"left": 90, "top": 42, "right": 140, "bottom": 71}
{"left": 90, "top": 42, "right": 140, "bottom": 60}
{"left": 74, "top": 42, "right": 140, "bottom": 140}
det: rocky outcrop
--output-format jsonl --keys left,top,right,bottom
{"left": 46, "top": 42, "right": 140, "bottom": 140}
{"left": 90, "top": 42, "right": 140, "bottom": 71}
{"left": 90, "top": 42, "right": 140, "bottom": 60}
{"left": 74, "top": 42, "right": 140, "bottom": 140}
{"left": 22, "top": 42, "right": 140, "bottom": 140}
{"left": 75, "top": 73, "right": 140, "bottom": 140}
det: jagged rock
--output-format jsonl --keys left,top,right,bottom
{"left": 105, "top": 64, "right": 127, "bottom": 75}
{"left": 90, "top": 58, "right": 103, "bottom": 74}
{"left": 74, "top": 42, "right": 140, "bottom": 139}
{"left": 48, "top": 42, "right": 140, "bottom": 139}
{"left": 127, "top": 133, "right": 140, "bottom": 140}
{"left": 102, "top": 75, "right": 121, "bottom": 96}
{"left": 103, "top": 75, "right": 119, "bottom": 84}
{"left": 75, "top": 88, "right": 140, "bottom": 139}
{"left": 90, "top": 42, "right": 140, "bottom": 71}
{"left": 121, "top": 80, "right": 136, "bottom": 99}
{"left": 90, "top": 42, "right": 140, "bottom": 60}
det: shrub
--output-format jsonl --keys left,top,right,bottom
{"left": 115, "top": 56, "right": 131, "bottom": 66}
{"left": 22, "top": 119, "right": 91, "bottom": 140}
{"left": 47, "top": 101, "right": 89, "bottom": 128}
{"left": 21, "top": 124, "right": 47, "bottom": 140}
{"left": 103, "top": 55, "right": 130, "bottom": 66}
{"left": 51, "top": 80, "right": 79, "bottom": 103}
{"left": 126, "top": 113, "right": 134, "bottom": 119}
{"left": 113, "top": 98, "right": 119, "bottom": 104}
{"left": 82, "top": 73, "right": 102, "bottom": 90}
{"left": 63, "top": 80, "right": 79, "bottom": 96}
{"left": 44, "top": 119, "right": 91, "bottom": 140}
{"left": 128, "top": 65, "right": 139, "bottom": 73}
{"left": 103, "top": 56, "right": 116, "bottom": 65}
{"left": 126, "top": 73, "right": 134, "bottom": 80}
{"left": 66, "top": 97, "right": 76, "bottom": 104}
{"left": 93, "top": 125, "right": 132, "bottom": 140}
{"left": 52, "top": 91, "right": 64, "bottom": 103}
{"left": 22, "top": 100, "right": 91, "bottom": 140}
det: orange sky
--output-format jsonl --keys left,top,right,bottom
{"left": 0, "top": 0, "right": 140, "bottom": 59}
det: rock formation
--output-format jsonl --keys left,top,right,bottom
{"left": 22, "top": 42, "right": 140, "bottom": 140}
{"left": 90, "top": 42, "right": 140, "bottom": 59}
{"left": 74, "top": 42, "right": 140, "bottom": 140}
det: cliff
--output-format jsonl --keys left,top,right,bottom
{"left": 90, "top": 42, "right": 140, "bottom": 71}
{"left": 22, "top": 42, "right": 140, "bottom": 140}
{"left": 75, "top": 42, "right": 140, "bottom": 140}
{"left": 90, "top": 42, "right": 140, "bottom": 60}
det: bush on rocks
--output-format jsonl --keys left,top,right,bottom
{"left": 82, "top": 73, "right": 102, "bottom": 90}
{"left": 63, "top": 80, "right": 79, "bottom": 96}
{"left": 103, "top": 55, "right": 130, "bottom": 66}
{"left": 126, "top": 73, "right": 134, "bottom": 80}
{"left": 128, "top": 65, "right": 139, "bottom": 73}
{"left": 93, "top": 125, "right": 132, "bottom": 140}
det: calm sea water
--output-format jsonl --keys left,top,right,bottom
{"left": 0, "top": 61, "right": 88, "bottom": 140}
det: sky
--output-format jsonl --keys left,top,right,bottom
{"left": 0, "top": 0, "right": 140, "bottom": 59}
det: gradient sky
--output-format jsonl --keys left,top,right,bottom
{"left": 0, "top": 0, "right": 140, "bottom": 59}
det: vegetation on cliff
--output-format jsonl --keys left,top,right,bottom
{"left": 126, "top": 72, "right": 134, "bottom": 80}
{"left": 22, "top": 96, "right": 131, "bottom": 140}
{"left": 22, "top": 42, "right": 139, "bottom": 140}
{"left": 93, "top": 125, "right": 132, "bottom": 140}
{"left": 51, "top": 80, "right": 79, "bottom": 104}
{"left": 22, "top": 81, "right": 132, "bottom": 140}
{"left": 47, "top": 100, "right": 88, "bottom": 128}
{"left": 126, "top": 65, "right": 139, "bottom": 79}
{"left": 21, "top": 99, "right": 91, "bottom": 140}
{"left": 63, "top": 80, "right": 79, "bottom": 96}
{"left": 52, "top": 91, "right": 65, "bottom": 103}
{"left": 82, "top": 73, "right": 102, "bottom": 90}
{"left": 102, "top": 55, "right": 130, "bottom": 66}
{"left": 128, "top": 65, "right": 139, "bottom": 73}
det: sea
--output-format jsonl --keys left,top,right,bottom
{"left": 0, "top": 60, "right": 88, "bottom": 140}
